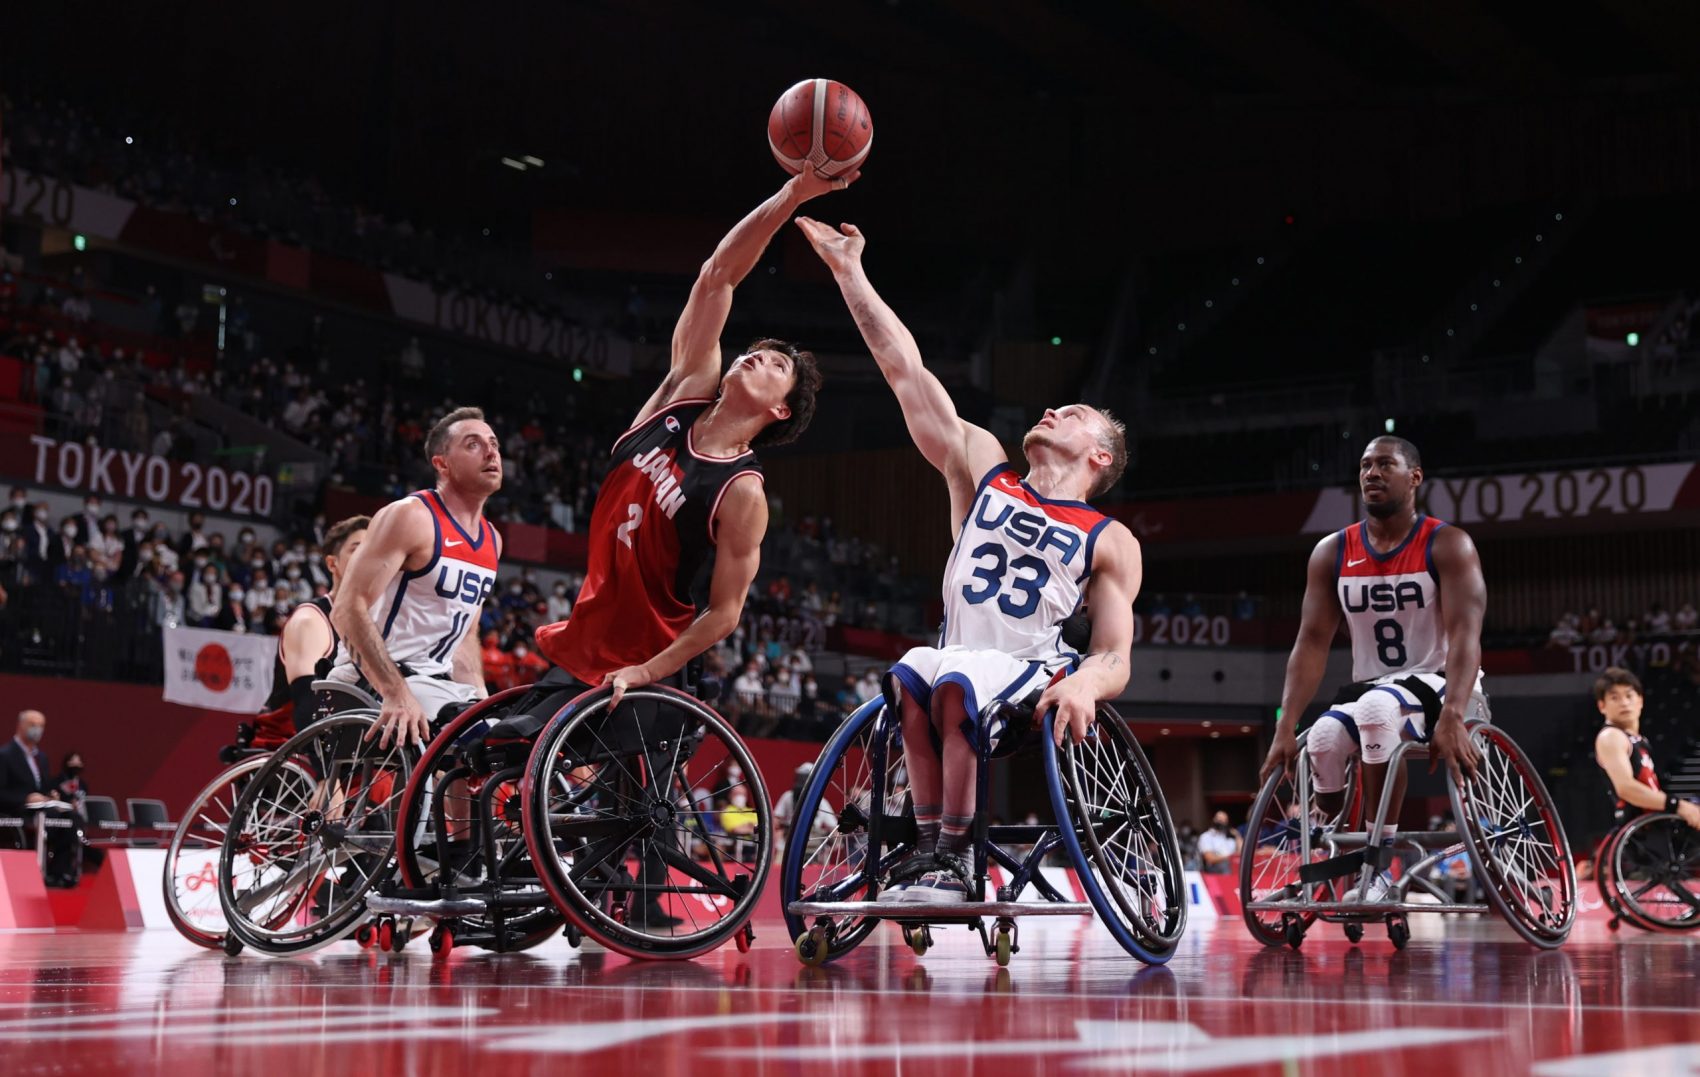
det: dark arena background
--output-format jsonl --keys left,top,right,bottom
{"left": 2, "top": 5, "right": 1699, "bottom": 1075}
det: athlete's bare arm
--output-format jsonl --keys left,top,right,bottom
{"left": 603, "top": 476, "right": 768, "bottom": 707}
{"left": 1598, "top": 728, "right": 1700, "bottom": 827}
{"left": 450, "top": 622, "right": 487, "bottom": 700}
{"left": 1428, "top": 526, "right": 1486, "bottom": 784}
{"left": 331, "top": 497, "right": 435, "bottom": 747}
{"left": 796, "top": 218, "right": 1004, "bottom": 530}
{"left": 1039, "top": 523, "right": 1141, "bottom": 745}
{"left": 1260, "top": 534, "right": 1345, "bottom": 781}
{"left": 279, "top": 606, "right": 332, "bottom": 684}
{"left": 632, "top": 171, "right": 859, "bottom": 429}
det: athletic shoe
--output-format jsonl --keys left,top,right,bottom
{"left": 1350, "top": 871, "right": 1396, "bottom": 904}
{"left": 634, "top": 903, "right": 684, "bottom": 929}
{"left": 900, "top": 853, "right": 972, "bottom": 904}
{"left": 878, "top": 850, "right": 936, "bottom": 903}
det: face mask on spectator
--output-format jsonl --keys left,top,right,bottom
{"left": 509, "top": 583, "right": 522, "bottom": 595}
{"left": 62, "top": 524, "right": 78, "bottom": 538}
{"left": 286, "top": 567, "right": 301, "bottom": 580}
{"left": 239, "top": 531, "right": 254, "bottom": 545}
{"left": 21, "top": 727, "right": 42, "bottom": 745}
{"left": 250, "top": 557, "right": 265, "bottom": 568}
{"left": 203, "top": 570, "right": 218, "bottom": 584}
{"left": 35, "top": 508, "right": 48, "bottom": 522}
{"left": 193, "top": 555, "right": 208, "bottom": 568}
{"left": 0, "top": 514, "right": 14, "bottom": 533}
{"left": 86, "top": 501, "right": 100, "bottom": 515}
{"left": 513, "top": 644, "right": 529, "bottom": 659}
{"left": 8, "top": 495, "right": 24, "bottom": 509}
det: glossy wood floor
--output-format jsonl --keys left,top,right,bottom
{"left": 1, "top": 914, "right": 1694, "bottom": 1076}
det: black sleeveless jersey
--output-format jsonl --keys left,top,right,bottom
{"left": 1609, "top": 729, "right": 1661, "bottom": 819}
{"left": 265, "top": 596, "right": 337, "bottom": 709}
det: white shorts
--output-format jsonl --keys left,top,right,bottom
{"left": 407, "top": 675, "right": 481, "bottom": 724}
{"left": 1318, "top": 671, "right": 1486, "bottom": 747}
{"left": 888, "top": 645, "right": 1065, "bottom": 752}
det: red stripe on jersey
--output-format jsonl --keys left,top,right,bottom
{"left": 1338, "top": 515, "right": 1444, "bottom": 578}
{"left": 987, "top": 467, "right": 1106, "bottom": 532}
{"left": 418, "top": 490, "right": 500, "bottom": 573}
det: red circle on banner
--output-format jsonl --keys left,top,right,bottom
{"left": 194, "top": 644, "right": 234, "bottom": 692}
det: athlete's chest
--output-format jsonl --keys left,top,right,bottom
{"left": 424, "top": 554, "right": 497, "bottom": 609}
{"left": 960, "top": 489, "right": 1092, "bottom": 574}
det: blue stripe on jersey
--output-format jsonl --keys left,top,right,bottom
{"left": 428, "top": 489, "right": 486, "bottom": 551}
{"left": 1075, "top": 516, "right": 1113, "bottom": 584}
{"left": 1424, "top": 521, "right": 1447, "bottom": 585}
{"left": 381, "top": 494, "right": 443, "bottom": 639}
{"left": 428, "top": 611, "right": 468, "bottom": 663}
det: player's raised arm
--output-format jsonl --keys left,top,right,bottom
{"left": 1041, "top": 523, "right": 1142, "bottom": 746}
{"left": 796, "top": 217, "right": 1003, "bottom": 503}
{"left": 1261, "top": 534, "right": 1345, "bottom": 781}
{"left": 634, "top": 171, "right": 859, "bottom": 427}
{"left": 1428, "top": 526, "right": 1486, "bottom": 783}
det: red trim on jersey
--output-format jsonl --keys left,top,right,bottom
{"left": 612, "top": 397, "right": 716, "bottom": 452}
{"left": 707, "top": 470, "right": 765, "bottom": 543}
{"left": 987, "top": 467, "right": 1106, "bottom": 532}
{"left": 417, "top": 489, "right": 500, "bottom": 573}
{"left": 1338, "top": 515, "right": 1444, "bottom": 578}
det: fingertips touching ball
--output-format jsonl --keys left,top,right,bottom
{"left": 768, "top": 78, "right": 872, "bottom": 179}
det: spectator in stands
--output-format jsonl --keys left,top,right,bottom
{"left": 0, "top": 710, "right": 78, "bottom": 886}
{"left": 74, "top": 496, "right": 102, "bottom": 544}
{"left": 480, "top": 631, "right": 514, "bottom": 693}
{"left": 51, "top": 517, "right": 78, "bottom": 567}
{"left": 856, "top": 668, "right": 881, "bottom": 704}
{"left": 510, "top": 640, "right": 547, "bottom": 685}
{"left": 89, "top": 516, "right": 123, "bottom": 575}
{"left": 732, "top": 660, "right": 766, "bottom": 730}
{"left": 220, "top": 585, "right": 250, "bottom": 632}
{"left": 1588, "top": 618, "right": 1619, "bottom": 645}
{"left": 177, "top": 512, "right": 210, "bottom": 558}
{"left": 1647, "top": 602, "right": 1674, "bottom": 636}
{"left": 188, "top": 565, "right": 224, "bottom": 627}
{"left": 153, "top": 570, "right": 186, "bottom": 628}
{"left": 546, "top": 580, "right": 572, "bottom": 622}
{"left": 22, "top": 504, "right": 52, "bottom": 571}
{"left": 1677, "top": 602, "right": 1699, "bottom": 633}
{"left": 1547, "top": 613, "right": 1582, "bottom": 648}
{"left": 835, "top": 674, "right": 859, "bottom": 715}
{"left": 1196, "top": 810, "right": 1242, "bottom": 875}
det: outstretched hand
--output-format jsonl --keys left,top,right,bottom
{"left": 795, "top": 216, "right": 866, "bottom": 274}
{"left": 789, "top": 168, "right": 862, "bottom": 203}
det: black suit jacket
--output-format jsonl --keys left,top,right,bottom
{"left": 0, "top": 739, "right": 50, "bottom": 814}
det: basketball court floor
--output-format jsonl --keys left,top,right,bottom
{"left": 1, "top": 913, "right": 1692, "bottom": 1075}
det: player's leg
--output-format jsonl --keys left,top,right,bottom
{"left": 931, "top": 680, "right": 977, "bottom": 859}
{"left": 1305, "top": 709, "right": 1357, "bottom": 818}
{"left": 1350, "top": 688, "right": 1413, "bottom": 840}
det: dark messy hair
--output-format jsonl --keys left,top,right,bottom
{"left": 426, "top": 406, "right": 487, "bottom": 461}
{"left": 743, "top": 339, "right": 821, "bottom": 448}
{"left": 1594, "top": 666, "right": 1643, "bottom": 703}
{"left": 323, "top": 515, "right": 370, "bottom": 559}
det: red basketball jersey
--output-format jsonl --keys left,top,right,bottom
{"left": 536, "top": 401, "right": 762, "bottom": 684}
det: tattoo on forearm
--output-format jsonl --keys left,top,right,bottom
{"left": 1085, "top": 652, "right": 1123, "bottom": 670}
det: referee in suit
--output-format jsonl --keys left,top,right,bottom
{"left": 0, "top": 710, "right": 78, "bottom": 886}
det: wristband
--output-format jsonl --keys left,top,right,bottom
{"left": 1668, "top": 793, "right": 1682, "bottom": 814}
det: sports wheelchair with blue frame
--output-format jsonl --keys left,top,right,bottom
{"left": 1240, "top": 700, "right": 1576, "bottom": 951}
{"left": 780, "top": 682, "right": 1187, "bottom": 967}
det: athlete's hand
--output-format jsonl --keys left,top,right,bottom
{"left": 795, "top": 217, "right": 866, "bottom": 274}
{"left": 603, "top": 664, "right": 655, "bottom": 710}
{"left": 367, "top": 685, "right": 429, "bottom": 750}
{"left": 1678, "top": 799, "right": 1700, "bottom": 830}
{"left": 1428, "top": 710, "right": 1482, "bottom": 787}
{"left": 1260, "top": 727, "right": 1300, "bottom": 784}
{"left": 788, "top": 168, "right": 861, "bottom": 203}
{"left": 1040, "top": 677, "right": 1097, "bottom": 748}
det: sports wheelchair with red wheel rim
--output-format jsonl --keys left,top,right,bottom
{"left": 780, "top": 688, "right": 1187, "bottom": 969}
{"left": 1241, "top": 707, "right": 1576, "bottom": 951}
{"left": 1596, "top": 810, "right": 1700, "bottom": 933}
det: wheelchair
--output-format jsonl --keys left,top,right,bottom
{"left": 166, "top": 680, "right": 378, "bottom": 950}
{"left": 1596, "top": 810, "right": 1700, "bottom": 933}
{"left": 215, "top": 680, "right": 417, "bottom": 956}
{"left": 1240, "top": 700, "right": 1576, "bottom": 951}
{"left": 780, "top": 683, "right": 1188, "bottom": 968}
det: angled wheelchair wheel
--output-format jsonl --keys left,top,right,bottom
{"left": 779, "top": 699, "right": 911, "bottom": 964}
{"left": 166, "top": 754, "right": 309, "bottom": 949}
{"left": 1448, "top": 720, "right": 1576, "bottom": 948}
{"left": 395, "top": 687, "right": 563, "bottom": 952}
{"left": 1043, "top": 707, "right": 1186, "bottom": 963}
{"left": 217, "top": 712, "right": 414, "bottom": 955}
{"left": 1239, "top": 733, "right": 1362, "bottom": 947}
{"left": 1594, "top": 825, "right": 1654, "bottom": 932}
{"left": 521, "top": 685, "right": 772, "bottom": 960}
{"left": 1602, "top": 812, "right": 1700, "bottom": 933}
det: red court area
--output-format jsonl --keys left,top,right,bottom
{"left": 2, "top": 916, "right": 1695, "bottom": 1076}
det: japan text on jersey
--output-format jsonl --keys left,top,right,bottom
{"left": 371, "top": 490, "right": 500, "bottom": 678}
{"left": 938, "top": 465, "right": 1111, "bottom": 662}
{"left": 1334, "top": 514, "right": 1448, "bottom": 682}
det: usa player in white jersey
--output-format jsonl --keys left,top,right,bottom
{"left": 799, "top": 217, "right": 1142, "bottom": 904}
{"left": 1261, "top": 437, "right": 1485, "bottom": 843}
{"left": 333, "top": 406, "right": 501, "bottom": 748}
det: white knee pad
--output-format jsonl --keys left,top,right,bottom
{"left": 1306, "top": 714, "right": 1354, "bottom": 795}
{"left": 1351, "top": 689, "right": 1407, "bottom": 766}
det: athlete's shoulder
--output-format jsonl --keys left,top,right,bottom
{"left": 1595, "top": 724, "right": 1631, "bottom": 752}
{"left": 1427, "top": 518, "right": 1478, "bottom": 565}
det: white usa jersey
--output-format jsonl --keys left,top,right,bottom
{"left": 938, "top": 465, "right": 1112, "bottom": 662}
{"left": 352, "top": 489, "right": 500, "bottom": 679}
{"left": 1334, "top": 514, "right": 1449, "bottom": 682}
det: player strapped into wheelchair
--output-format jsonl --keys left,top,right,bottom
{"left": 212, "top": 661, "right": 774, "bottom": 959}
{"left": 1240, "top": 677, "right": 1577, "bottom": 950}
{"left": 1595, "top": 808, "right": 1700, "bottom": 933}
{"left": 780, "top": 659, "right": 1187, "bottom": 968}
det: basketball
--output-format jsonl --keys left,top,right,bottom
{"left": 767, "top": 78, "right": 873, "bottom": 179}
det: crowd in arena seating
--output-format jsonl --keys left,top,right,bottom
{"left": 1546, "top": 603, "right": 1700, "bottom": 649}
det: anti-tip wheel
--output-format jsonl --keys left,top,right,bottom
{"left": 221, "top": 933, "right": 243, "bottom": 957}
{"left": 1344, "top": 922, "right": 1365, "bottom": 944}
{"left": 429, "top": 926, "right": 454, "bottom": 957}
{"left": 1387, "top": 916, "right": 1410, "bottom": 950}
{"left": 1283, "top": 917, "right": 1307, "bottom": 951}
{"left": 994, "top": 930, "right": 1013, "bottom": 968}
{"left": 795, "top": 928, "right": 829, "bottom": 967}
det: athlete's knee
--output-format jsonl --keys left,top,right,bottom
{"left": 1352, "top": 690, "right": 1406, "bottom": 766}
{"left": 1306, "top": 713, "right": 1355, "bottom": 794}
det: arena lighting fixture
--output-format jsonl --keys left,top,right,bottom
{"left": 1210, "top": 731, "right": 1221, "bottom": 738}
{"left": 1627, "top": 332, "right": 1640, "bottom": 347}
{"left": 500, "top": 157, "right": 528, "bottom": 171}
{"left": 228, "top": 197, "right": 237, "bottom": 206}
{"left": 572, "top": 368, "right": 584, "bottom": 383}
{"left": 1202, "top": 721, "right": 1213, "bottom": 728}
{"left": 1385, "top": 418, "right": 1396, "bottom": 434}
{"left": 1240, "top": 726, "right": 1252, "bottom": 733}
{"left": 1050, "top": 336, "right": 1062, "bottom": 346}
{"left": 1160, "top": 728, "right": 1171, "bottom": 736}
{"left": 123, "top": 136, "right": 133, "bottom": 145}
{"left": 1555, "top": 212, "right": 1564, "bottom": 221}
{"left": 1148, "top": 346, "right": 1157, "bottom": 355}
{"left": 521, "top": 155, "right": 545, "bottom": 167}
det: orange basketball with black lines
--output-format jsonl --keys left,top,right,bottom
{"left": 767, "top": 78, "right": 872, "bottom": 179}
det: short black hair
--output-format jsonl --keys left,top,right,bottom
{"left": 744, "top": 338, "right": 821, "bottom": 449}
{"left": 1367, "top": 435, "right": 1422, "bottom": 469}
{"left": 1594, "top": 666, "right": 1643, "bottom": 702}
{"left": 324, "top": 515, "right": 370, "bottom": 558}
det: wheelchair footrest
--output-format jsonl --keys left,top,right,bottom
{"left": 1297, "top": 844, "right": 1394, "bottom": 885}
{"left": 368, "top": 895, "right": 491, "bottom": 918}
{"left": 787, "top": 900, "right": 1093, "bottom": 921}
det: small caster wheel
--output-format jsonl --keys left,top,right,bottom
{"left": 221, "top": 933, "right": 244, "bottom": 957}
{"left": 563, "top": 922, "right": 582, "bottom": 948}
{"left": 394, "top": 918, "right": 414, "bottom": 951}
{"left": 377, "top": 918, "right": 394, "bottom": 952}
{"left": 903, "top": 925, "right": 931, "bottom": 955}
{"left": 735, "top": 923, "right": 754, "bottom": 954}
{"left": 1607, "top": 917, "right": 1621, "bottom": 932}
{"left": 1283, "top": 917, "right": 1306, "bottom": 951}
{"left": 994, "top": 929, "right": 1013, "bottom": 968}
{"left": 1344, "top": 922, "right": 1364, "bottom": 944}
{"left": 795, "top": 927, "right": 829, "bottom": 967}
{"left": 355, "top": 923, "right": 377, "bottom": 950}
{"left": 1387, "top": 916, "right": 1410, "bottom": 950}
{"left": 429, "top": 926, "right": 454, "bottom": 957}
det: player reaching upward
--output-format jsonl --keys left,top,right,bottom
{"left": 1593, "top": 666, "right": 1700, "bottom": 829}
{"left": 1261, "top": 437, "right": 1486, "bottom": 887}
{"left": 797, "top": 216, "right": 1142, "bottom": 904}
{"left": 333, "top": 407, "right": 502, "bottom": 747}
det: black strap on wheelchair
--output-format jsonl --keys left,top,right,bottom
{"left": 1395, "top": 675, "right": 1445, "bottom": 726}
{"left": 1297, "top": 844, "right": 1395, "bottom": 885}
